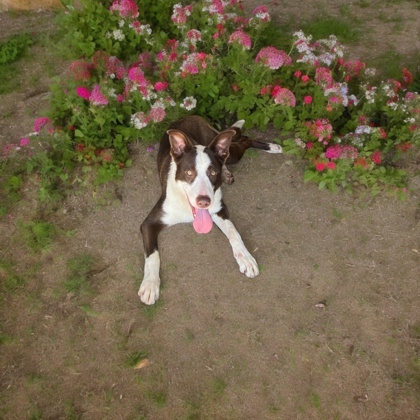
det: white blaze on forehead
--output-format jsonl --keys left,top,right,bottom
{"left": 188, "top": 145, "right": 213, "bottom": 198}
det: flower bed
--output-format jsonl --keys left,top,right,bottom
{"left": 12, "top": 0, "right": 420, "bottom": 192}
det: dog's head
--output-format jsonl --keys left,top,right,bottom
{"left": 167, "top": 128, "right": 235, "bottom": 233}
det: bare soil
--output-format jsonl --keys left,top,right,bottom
{"left": 1, "top": 2, "right": 420, "bottom": 419}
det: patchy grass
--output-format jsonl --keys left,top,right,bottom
{"left": 301, "top": 16, "right": 361, "bottom": 44}
{"left": 19, "top": 220, "right": 57, "bottom": 252}
{"left": 65, "top": 253, "right": 95, "bottom": 295}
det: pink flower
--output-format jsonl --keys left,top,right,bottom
{"left": 371, "top": 150, "right": 382, "bottom": 165}
{"left": 343, "top": 60, "right": 366, "bottom": 77}
{"left": 128, "top": 67, "right": 148, "bottom": 85}
{"left": 76, "top": 86, "right": 91, "bottom": 100}
{"left": 69, "top": 60, "right": 92, "bottom": 81}
{"left": 271, "top": 86, "right": 296, "bottom": 107}
{"left": 154, "top": 81, "right": 169, "bottom": 91}
{"left": 325, "top": 145, "right": 358, "bottom": 160}
{"left": 260, "top": 85, "right": 272, "bottom": 95}
{"left": 180, "top": 52, "right": 208, "bottom": 77}
{"left": 106, "top": 56, "right": 125, "bottom": 79}
{"left": 315, "top": 162, "right": 327, "bottom": 171}
{"left": 20, "top": 138, "right": 30, "bottom": 147}
{"left": 327, "top": 161, "right": 336, "bottom": 170}
{"left": 186, "top": 29, "right": 202, "bottom": 45}
{"left": 171, "top": 4, "right": 192, "bottom": 25}
{"left": 294, "top": 70, "right": 302, "bottom": 78}
{"left": 33, "top": 117, "right": 51, "bottom": 133}
{"left": 378, "top": 127, "right": 387, "bottom": 139}
{"left": 301, "top": 75, "right": 310, "bottom": 83}
{"left": 252, "top": 5, "right": 270, "bottom": 22}
{"left": 149, "top": 105, "right": 166, "bottom": 123}
{"left": 308, "top": 119, "right": 333, "bottom": 142}
{"left": 255, "top": 46, "right": 291, "bottom": 69}
{"left": 110, "top": 0, "right": 139, "bottom": 18}
{"left": 89, "top": 84, "right": 108, "bottom": 106}
{"left": 315, "top": 67, "right": 333, "bottom": 87}
{"left": 228, "top": 30, "right": 252, "bottom": 50}
{"left": 303, "top": 95, "right": 313, "bottom": 105}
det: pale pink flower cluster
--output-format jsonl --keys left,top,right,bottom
{"left": 180, "top": 52, "right": 209, "bottom": 77}
{"left": 271, "top": 86, "right": 296, "bottom": 107}
{"left": 325, "top": 145, "right": 359, "bottom": 160}
{"left": 186, "top": 29, "right": 202, "bottom": 46}
{"left": 106, "top": 56, "right": 125, "bottom": 79}
{"left": 250, "top": 5, "right": 270, "bottom": 25}
{"left": 228, "top": 30, "right": 252, "bottom": 50}
{"left": 110, "top": 0, "right": 139, "bottom": 19}
{"left": 307, "top": 119, "right": 333, "bottom": 143}
{"left": 90, "top": 85, "right": 108, "bottom": 106}
{"left": 171, "top": 4, "right": 192, "bottom": 25}
{"left": 131, "top": 21, "right": 152, "bottom": 36}
{"left": 255, "top": 46, "right": 291, "bottom": 70}
{"left": 314, "top": 67, "right": 357, "bottom": 107}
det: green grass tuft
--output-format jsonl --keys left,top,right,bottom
{"left": 301, "top": 16, "right": 361, "bottom": 44}
{"left": 20, "top": 221, "right": 57, "bottom": 252}
{"left": 65, "top": 253, "right": 95, "bottom": 295}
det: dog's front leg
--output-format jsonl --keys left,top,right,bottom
{"left": 139, "top": 207, "right": 165, "bottom": 305}
{"left": 212, "top": 210, "right": 259, "bottom": 278}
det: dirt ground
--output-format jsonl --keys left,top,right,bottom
{"left": 1, "top": 1, "right": 420, "bottom": 419}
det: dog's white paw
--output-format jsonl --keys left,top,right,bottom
{"left": 138, "top": 279, "right": 160, "bottom": 305}
{"left": 267, "top": 143, "right": 283, "bottom": 154}
{"left": 236, "top": 252, "right": 259, "bottom": 278}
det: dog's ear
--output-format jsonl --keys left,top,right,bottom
{"left": 167, "top": 129, "right": 192, "bottom": 157}
{"left": 210, "top": 129, "right": 235, "bottom": 162}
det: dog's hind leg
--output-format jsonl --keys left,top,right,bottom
{"left": 139, "top": 204, "right": 165, "bottom": 305}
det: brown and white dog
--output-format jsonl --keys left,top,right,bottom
{"left": 138, "top": 116, "right": 282, "bottom": 305}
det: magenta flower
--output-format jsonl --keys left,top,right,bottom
{"left": 228, "top": 30, "right": 252, "bottom": 50}
{"left": 20, "top": 138, "right": 30, "bottom": 147}
{"left": 303, "top": 95, "right": 313, "bottom": 105}
{"left": 33, "top": 117, "right": 51, "bottom": 133}
{"left": 110, "top": 0, "right": 139, "bottom": 18}
{"left": 76, "top": 86, "right": 91, "bottom": 100}
{"left": 325, "top": 145, "right": 359, "bottom": 160}
{"left": 154, "top": 81, "right": 169, "bottom": 91}
{"left": 128, "top": 67, "right": 148, "bottom": 86}
{"left": 255, "top": 46, "right": 291, "bottom": 69}
{"left": 272, "top": 86, "right": 296, "bottom": 107}
{"left": 89, "top": 85, "right": 108, "bottom": 106}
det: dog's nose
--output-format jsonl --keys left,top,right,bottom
{"left": 196, "top": 195, "right": 210, "bottom": 208}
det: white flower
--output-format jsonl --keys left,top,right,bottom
{"left": 180, "top": 96, "right": 197, "bottom": 111}
{"left": 112, "top": 29, "right": 125, "bottom": 41}
{"left": 355, "top": 125, "right": 372, "bottom": 135}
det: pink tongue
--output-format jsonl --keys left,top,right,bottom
{"left": 193, "top": 208, "right": 213, "bottom": 234}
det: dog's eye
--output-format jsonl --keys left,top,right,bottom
{"left": 210, "top": 170, "right": 217, "bottom": 176}
{"left": 186, "top": 170, "right": 193, "bottom": 176}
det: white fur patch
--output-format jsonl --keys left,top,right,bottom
{"left": 139, "top": 250, "right": 160, "bottom": 305}
{"left": 266, "top": 143, "right": 283, "bottom": 154}
{"left": 212, "top": 214, "right": 259, "bottom": 278}
{"left": 162, "top": 146, "right": 222, "bottom": 226}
